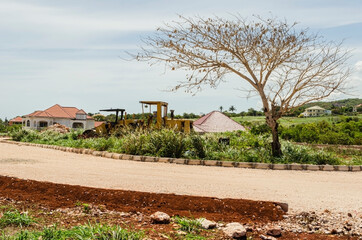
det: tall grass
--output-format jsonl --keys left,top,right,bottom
{"left": 0, "top": 210, "right": 35, "bottom": 228}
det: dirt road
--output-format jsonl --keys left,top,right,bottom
{"left": 0, "top": 142, "right": 361, "bottom": 213}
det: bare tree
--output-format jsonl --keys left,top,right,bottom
{"left": 134, "top": 15, "right": 351, "bottom": 157}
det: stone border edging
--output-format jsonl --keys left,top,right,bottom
{"left": 1, "top": 139, "right": 361, "bottom": 172}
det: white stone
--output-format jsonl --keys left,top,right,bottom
{"left": 223, "top": 222, "right": 246, "bottom": 239}
{"left": 150, "top": 211, "right": 170, "bottom": 224}
{"left": 198, "top": 218, "right": 217, "bottom": 229}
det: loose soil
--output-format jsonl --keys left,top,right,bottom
{"left": 0, "top": 176, "right": 283, "bottom": 223}
{"left": 0, "top": 176, "right": 358, "bottom": 239}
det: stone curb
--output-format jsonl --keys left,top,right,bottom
{"left": 1, "top": 139, "right": 361, "bottom": 172}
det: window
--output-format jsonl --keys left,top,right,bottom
{"left": 39, "top": 121, "right": 48, "bottom": 128}
{"left": 76, "top": 114, "right": 86, "bottom": 120}
{"left": 72, "top": 122, "right": 84, "bottom": 128}
{"left": 26, "top": 120, "right": 30, "bottom": 127}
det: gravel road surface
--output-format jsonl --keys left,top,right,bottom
{"left": 0, "top": 142, "right": 361, "bottom": 213}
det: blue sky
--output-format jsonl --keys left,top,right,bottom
{"left": 1, "top": 0, "right": 362, "bottom": 119}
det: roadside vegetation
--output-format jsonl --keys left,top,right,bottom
{"left": 0, "top": 202, "right": 218, "bottom": 240}
{"left": 0, "top": 119, "right": 20, "bottom": 136}
{"left": 0, "top": 224, "right": 144, "bottom": 240}
{"left": 281, "top": 117, "right": 362, "bottom": 145}
{"left": 9, "top": 123, "right": 361, "bottom": 165}
{"left": 239, "top": 116, "right": 362, "bottom": 146}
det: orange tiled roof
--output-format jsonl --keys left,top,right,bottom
{"left": 26, "top": 104, "right": 93, "bottom": 119}
{"left": 77, "top": 109, "right": 87, "bottom": 114}
{"left": 9, "top": 116, "right": 23, "bottom": 123}
{"left": 94, "top": 121, "right": 104, "bottom": 128}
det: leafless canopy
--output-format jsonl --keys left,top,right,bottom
{"left": 135, "top": 15, "right": 351, "bottom": 118}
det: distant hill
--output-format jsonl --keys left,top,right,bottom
{"left": 302, "top": 98, "right": 362, "bottom": 110}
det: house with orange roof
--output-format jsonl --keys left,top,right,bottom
{"left": 22, "top": 104, "right": 95, "bottom": 130}
{"left": 9, "top": 116, "right": 23, "bottom": 126}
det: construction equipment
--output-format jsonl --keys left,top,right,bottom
{"left": 139, "top": 101, "right": 192, "bottom": 133}
{"left": 93, "top": 101, "right": 192, "bottom": 135}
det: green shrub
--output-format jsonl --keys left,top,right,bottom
{"left": 145, "top": 129, "right": 186, "bottom": 158}
{"left": 281, "top": 118, "right": 362, "bottom": 145}
{"left": 250, "top": 123, "right": 271, "bottom": 135}
{"left": 121, "top": 132, "right": 147, "bottom": 155}
{"left": 280, "top": 143, "right": 340, "bottom": 165}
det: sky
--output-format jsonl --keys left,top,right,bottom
{"left": 1, "top": 0, "right": 362, "bottom": 119}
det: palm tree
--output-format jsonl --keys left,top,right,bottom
{"left": 229, "top": 105, "right": 236, "bottom": 113}
{"left": 219, "top": 106, "right": 223, "bottom": 112}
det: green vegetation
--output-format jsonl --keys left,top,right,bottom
{"left": 0, "top": 224, "right": 144, "bottom": 240}
{"left": 0, "top": 210, "right": 35, "bottom": 228}
{"left": 0, "top": 118, "right": 21, "bottom": 136}
{"left": 302, "top": 98, "right": 362, "bottom": 111}
{"left": 9, "top": 127, "right": 361, "bottom": 165}
{"left": 172, "top": 217, "right": 206, "bottom": 240}
{"left": 232, "top": 114, "right": 362, "bottom": 127}
{"left": 0, "top": 205, "right": 214, "bottom": 240}
{"left": 281, "top": 117, "right": 362, "bottom": 145}
{"left": 173, "top": 216, "right": 202, "bottom": 233}
{"left": 75, "top": 202, "right": 91, "bottom": 214}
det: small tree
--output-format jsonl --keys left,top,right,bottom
{"left": 135, "top": 15, "right": 351, "bottom": 157}
{"left": 248, "top": 108, "right": 257, "bottom": 116}
{"left": 219, "top": 106, "right": 223, "bottom": 112}
{"left": 93, "top": 114, "right": 106, "bottom": 122}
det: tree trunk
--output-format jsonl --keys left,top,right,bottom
{"left": 266, "top": 116, "right": 282, "bottom": 157}
{"left": 271, "top": 122, "right": 282, "bottom": 157}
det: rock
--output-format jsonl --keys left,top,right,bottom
{"left": 198, "top": 218, "right": 217, "bottom": 229}
{"left": 176, "top": 230, "right": 186, "bottom": 235}
{"left": 223, "top": 222, "right": 246, "bottom": 239}
{"left": 274, "top": 202, "right": 288, "bottom": 212}
{"left": 217, "top": 223, "right": 225, "bottom": 228}
{"left": 150, "top": 211, "right": 170, "bottom": 224}
{"left": 331, "top": 229, "right": 338, "bottom": 234}
{"left": 267, "top": 227, "right": 282, "bottom": 237}
{"left": 120, "top": 212, "right": 130, "bottom": 217}
{"left": 260, "top": 235, "right": 277, "bottom": 240}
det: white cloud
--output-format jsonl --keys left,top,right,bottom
{"left": 0, "top": 0, "right": 362, "bottom": 119}
{"left": 355, "top": 61, "right": 362, "bottom": 72}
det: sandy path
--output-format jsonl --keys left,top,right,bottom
{"left": 0, "top": 141, "right": 361, "bottom": 213}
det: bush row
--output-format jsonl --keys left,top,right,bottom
{"left": 10, "top": 128, "right": 349, "bottom": 165}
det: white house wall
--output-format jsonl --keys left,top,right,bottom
{"left": 85, "top": 120, "right": 95, "bottom": 130}
{"left": 23, "top": 117, "right": 95, "bottom": 130}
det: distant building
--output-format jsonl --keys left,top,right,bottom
{"left": 302, "top": 106, "right": 331, "bottom": 117}
{"left": 193, "top": 111, "right": 245, "bottom": 133}
{"left": 23, "top": 104, "right": 95, "bottom": 130}
{"left": 352, "top": 104, "right": 362, "bottom": 112}
{"left": 9, "top": 116, "right": 23, "bottom": 126}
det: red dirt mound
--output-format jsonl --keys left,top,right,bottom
{"left": 0, "top": 175, "right": 284, "bottom": 223}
